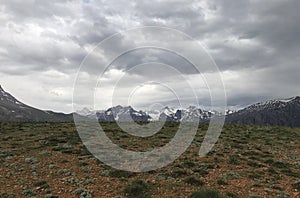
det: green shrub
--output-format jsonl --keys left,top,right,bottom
{"left": 171, "top": 167, "right": 187, "bottom": 177}
{"left": 154, "top": 173, "right": 174, "bottom": 181}
{"left": 24, "top": 157, "right": 38, "bottom": 164}
{"left": 292, "top": 181, "right": 300, "bottom": 190}
{"left": 0, "top": 150, "right": 12, "bottom": 158}
{"left": 217, "top": 178, "right": 228, "bottom": 185}
{"left": 184, "top": 160, "right": 197, "bottom": 168}
{"left": 280, "top": 166, "right": 299, "bottom": 177}
{"left": 108, "top": 169, "right": 134, "bottom": 178}
{"left": 78, "top": 161, "right": 89, "bottom": 166}
{"left": 73, "top": 188, "right": 93, "bottom": 198}
{"left": 184, "top": 175, "right": 204, "bottom": 186}
{"left": 0, "top": 192, "right": 16, "bottom": 198}
{"left": 124, "top": 180, "right": 151, "bottom": 198}
{"left": 21, "top": 189, "right": 36, "bottom": 197}
{"left": 228, "top": 156, "right": 239, "bottom": 165}
{"left": 267, "top": 167, "right": 278, "bottom": 174}
{"left": 190, "top": 188, "right": 223, "bottom": 198}
{"left": 57, "top": 169, "right": 72, "bottom": 176}
{"left": 226, "top": 191, "right": 238, "bottom": 197}
{"left": 272, "top": 161, "right": 288, "bottom": 168}
{"left": 221, "top": 172, "right": 240, "bottom": 180}
{"left": 248, "top": 195, "right": 265, "bottom": 198}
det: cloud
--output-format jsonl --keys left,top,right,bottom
{"left": 0, "top": 0, "right": 299, "bottom": 112}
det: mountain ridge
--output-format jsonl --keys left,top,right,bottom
{"left": 225, "top": 96, "right": 300, "bottom": 127}
{"left": 79, "top": 105, "right": 218, "bottom": 122}
{"left": 1, "top": 85, "right": 299, "bottom": 127}
{"left": 79, "top": 97, "right": 300, "bottom": 127}
{"left": 0, "top": 85, "right": 78, "bottom": 122}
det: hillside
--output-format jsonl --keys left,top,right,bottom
{"left": 226, "top": 97, "right": 300, "bottom": 127}
{"left": 0, "top": 85, "right": 75, "bottom": 122}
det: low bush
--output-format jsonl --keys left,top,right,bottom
{"left": 190, "top": 188, "right": 223, "bottom": 198}
{"left": 124, "top": 180, "right": 151, "bottom": 198}
{"left": 184, "top": 175, "right": 204, "bottom": 186}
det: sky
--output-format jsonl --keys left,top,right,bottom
{"left": 0, "top": 0, "right": 299, "bottom": 113}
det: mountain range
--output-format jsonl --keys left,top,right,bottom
{"left": 77, "top": 97, "right": 300, "bottom": 127}
{"left": 0, "top": 85, "right": 299, "bottom": 127}
{"left": 77, "top": 105, "right": 220, "bottom": 122}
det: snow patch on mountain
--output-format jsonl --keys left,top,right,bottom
{"left": 78, "top": 105, "right": 223, "bottom": 122}
{"left": 226, "top": 96, "right": 300, "bottom": 127}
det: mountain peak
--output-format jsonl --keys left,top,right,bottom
{"left": 76, "top": 107, "right": 94, "bottom": 116}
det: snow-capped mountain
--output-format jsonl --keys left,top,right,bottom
{"left": 158, "top": 106, "right": 179, "bottom": 121}
{"left": 78, "top": 96, "right": 300, "bottom": 127}
{"left": 178, "top": 106, "right": 210, "bottom": 122}
{"left": 94, "top": 105, "right": 151, "bottom": 122}
{"left": 0, "top": 85, "right": 27, "bottom": 108}
{"left": 174, "top": 106, "right": 219, "bottom": 122}
{"left": 76, "top": 107, "right": 94, "bottom": 116}
{"left": 0, "top": 85, "right": 80, "bottom": 122}
{"left": 3, "top": 83, "right": 298, "bottom": 127}
{"left": 225, "top": 109, "right": 235, "bottom": 115}
{"left": 226, "top": 96, "right": 300, "bottom": 127}
{"left": 146, "top": 110, "right": 161, "bottom": 121}
{"left": 78, "top": 105, "right": 219, "bottom": 122}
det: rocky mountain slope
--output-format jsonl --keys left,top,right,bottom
{"left": 0, "top": 85, "right": 76, "bottom": 122}
{"left": 226, "top": 96, "right": 300, "bottom": 127}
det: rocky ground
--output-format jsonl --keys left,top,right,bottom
{"left": 0, "top": 122, "right": 299, "bottom": 198}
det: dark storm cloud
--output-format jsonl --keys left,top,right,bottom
{"left": 210, "top": 0, "right": 300, "bottom": 72}
{"left": 0, "top": 0, "right": 299, "bottom": 111}
{"left": 109, "top": 48, "right": 198, "bottom": 76}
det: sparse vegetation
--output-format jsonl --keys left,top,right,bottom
{"left": 0, "top": 122, "right": 299, "bottom": 197}
{"left": 73, "top": 188, "right": 93, "bottom": 198}
{"left": 21, "top": 188, "right": 36, "bottom": 197}
{"left": 124, "top": 180, "right": 151, "bottom": 198}
{"left": 228, "top": 155, "right": 239, "bottom": 165}
{"left": 190, "top": 188, "right": 223, "bottom": 198}
{"left": 184, "top": 175, "right": 204, "bottom": 186}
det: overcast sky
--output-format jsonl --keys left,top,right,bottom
{"left": 0, "top": 0, "right": 299, "bottom": 113}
